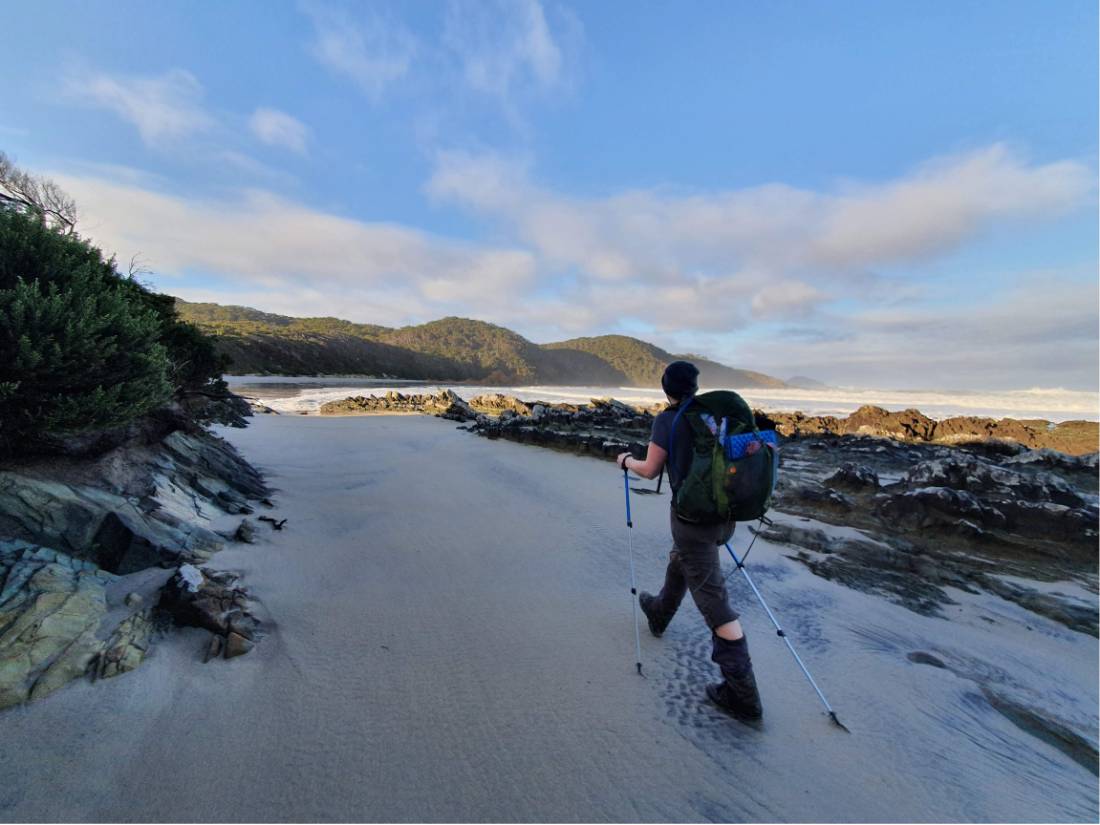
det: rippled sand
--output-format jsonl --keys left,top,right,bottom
{"left": 1, "top": 415, "right": 1095, "bottom": 822}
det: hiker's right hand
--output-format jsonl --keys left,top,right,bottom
{"left": 617, "top": 452, "right": 631, "bottom": 470}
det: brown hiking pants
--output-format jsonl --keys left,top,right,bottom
{"left": 652, "top": 509, "right": 738, "bottom": 630}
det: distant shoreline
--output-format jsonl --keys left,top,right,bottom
{"left": 299, "top": 389, "right": 1099, "bottom": 457}
{"left": 226, "top": 376, "right": 1100, "bottom": 424}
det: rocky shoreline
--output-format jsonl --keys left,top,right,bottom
{"left": 321, "top": 390, "right": 1099, "bottom": 639}
{"left": 0, "top": 414, "right": 278, "bottom": 710}
{"left": 319, "top": 389, "right": 1098, "bottom": 456}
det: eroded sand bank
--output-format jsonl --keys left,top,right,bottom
{"left": 1, "top": 415, "right": 1096, "bottom": 822}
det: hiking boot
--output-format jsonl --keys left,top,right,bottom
{"left": 638, "top": 592, "right": 671, "bottom": 637}
{"left": 708, "top": 634, "right": 763, "bottom": 721}
{"left": 705, "top": 673, "right": 763, "bottom": 722}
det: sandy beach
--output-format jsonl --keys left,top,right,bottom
{"left": 1, "top": 414, "right": 1096, "bottom": 823}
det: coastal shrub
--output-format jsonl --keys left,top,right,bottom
{"left": 0, "top": 208, "right": 172, "bottom": 452}
{"left": 125, "top": 288, "right": 230, "bottom": 395}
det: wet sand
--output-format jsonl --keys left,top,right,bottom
{"left": 1, "top": 415, "right": 1096, "bottom": 822}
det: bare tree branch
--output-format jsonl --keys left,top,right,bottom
{"left": 0, "top": 151, "right": 78, "bottom": 234}
{"left": 127, "top": 253, "right": 153, "bottom": 280}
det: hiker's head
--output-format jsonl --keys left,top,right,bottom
{"left": 661, "top": 361, "right": 699, "bottom": 403}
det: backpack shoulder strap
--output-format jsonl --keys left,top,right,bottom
{"left": 667, "top": 396, "right": 693, "bottom": 471}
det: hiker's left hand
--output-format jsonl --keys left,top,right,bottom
{"left": 616, "top": 451, "right": 631, "bottom": 470}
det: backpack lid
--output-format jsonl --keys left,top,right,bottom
{"left": 667, "top": 390, "right": 757, "bottom": 470}
{"left": 690, "top": 390, "right": 757, "bottom": 433}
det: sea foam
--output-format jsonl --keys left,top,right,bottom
{"left": 227, "top": 377, "right": 1099, "bottom": 423}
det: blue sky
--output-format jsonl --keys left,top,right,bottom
{"left": 1, "top": 0, "right": 1096, "bottom": 390}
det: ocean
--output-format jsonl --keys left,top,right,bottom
{"left": 226, "top": 376, "right": 1099, "bottom": 422}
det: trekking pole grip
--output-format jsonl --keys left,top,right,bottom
{"left": 622, "top": 467, "right": 633, "bottom": 527}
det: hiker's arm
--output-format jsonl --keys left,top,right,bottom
{"left": 617, "top": 442, "right": 667, "bottom": 480}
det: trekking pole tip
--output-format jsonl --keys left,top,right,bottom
{"left": 829, "top": 711, "right": 850, "bottom": 733}
{"left": 635, "top": 662, "right": 644, "bottom": 676}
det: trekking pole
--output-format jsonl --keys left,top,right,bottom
{"left": 622, "top": 468, "right": 644, "bottom": 676}
{"left": 724, "top": 541, "right": 849, "bottom": 732}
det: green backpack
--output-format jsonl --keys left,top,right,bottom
{"left": 667, "top": 390, "right": 779, "bottom": 524}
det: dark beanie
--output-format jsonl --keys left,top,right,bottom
{"left": 661, "top": 360, "right": 699, "bottom": 400}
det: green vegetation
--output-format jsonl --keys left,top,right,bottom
{"left": 178, "top": 301, "right": 389, "bottom": 338}
{"left": 174, "top": 301, "right": 427, "bottom": 376}
{"left": 543, "top": 335, "right": 674, "bottom": 385}
{"left": 545, "top": 336, "right": 786, "bottom": 388}
{"left": 0, "top": 208, "right": 170, "bottom": 451}
{"left": 381, "top": 317, "right": 543, "bottom": 382}
{"left": 127, "top": 291, "right": 231, "bottom": 397}
{"left": 0, "top": 208, "right": 225, "bottom": 455}
{"left": 177, "top": 300, "right": 787, "bottom": 389}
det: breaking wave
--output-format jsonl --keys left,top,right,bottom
{"left": 226, "top": 376, "right": 1099, "bottom": 423}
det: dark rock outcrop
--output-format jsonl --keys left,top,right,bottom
{"left": 0, "top": 428, "right": 271, "bottom": 709}
{"left": 0, "top": 430, "right": 265, "bottom": 573}
{"left": 465, "top": 394, "right": 662, "bottom": 461}
{"left": 768, "top": 438, "right": 1098, "bottom": 635}
{"left": 331, "top": 390, "right": 1097, "bottom": 459}
{"left": 759, "top": 405, "right": 1098, "bottom": 456}
{"left": 0, "top": 541, "right": 164, "bottom": 709}
{"left": 320, "top": 389, "right": 475, "bottom": 421}
{"left": 234, "top": 519, "right": 257, "bottom": 543}
{"left": 158, "top": 565, "right": 262, "bottom": 658}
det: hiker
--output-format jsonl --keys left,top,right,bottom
{"left": 616, "top": 360, "right": 764, "bottom": 722}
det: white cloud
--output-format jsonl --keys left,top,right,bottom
{"left": 55, "top": 172, "right": 535, "bottom": 325}
{"left": 428, "top": 144, "right": 1094, "bottom": 331}
{"left": 64, "top": 68, "right": 214, "bottom": 145}
{"left": 443, "top": 0, "right": 571, "bottom": 100}
{"left": 731, "top": 276, "right": 1100, "bottom": 391}
{"left": 750, "top": 281, "right": 826, "bottom": 320}
{"left": 811, "top": 145, "right": 1092, "bottom": 268}
{"left": 427, "top": 150, "right": 532, "bottom": 211}
{"left": 301, "top": 1, "right": 417, "bottom": 101}
{"left": 295, "top": 0, "right": 580, "bottom": 129}
{"left": 249, "top": 108, "right": 310, "bottom": 155}
{"left": 215, "top": 150, "right": 298, "bottom": 185}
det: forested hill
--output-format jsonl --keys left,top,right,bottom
{"left": 175, "top": 300, "right": 787, "bottom": 388}
{"left": 543, "top": 335, "right": 787, "bottom": 390}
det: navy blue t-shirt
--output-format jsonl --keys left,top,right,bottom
{"left": 650, "top": 402, "right": 694, "bottom": 491}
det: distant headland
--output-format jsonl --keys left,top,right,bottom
{"left": 175, "top": 299, "right": 789, "bottom": 388}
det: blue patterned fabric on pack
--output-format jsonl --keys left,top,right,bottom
{"left": 722, "top": 429, "right": 779, "bottom": 460}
